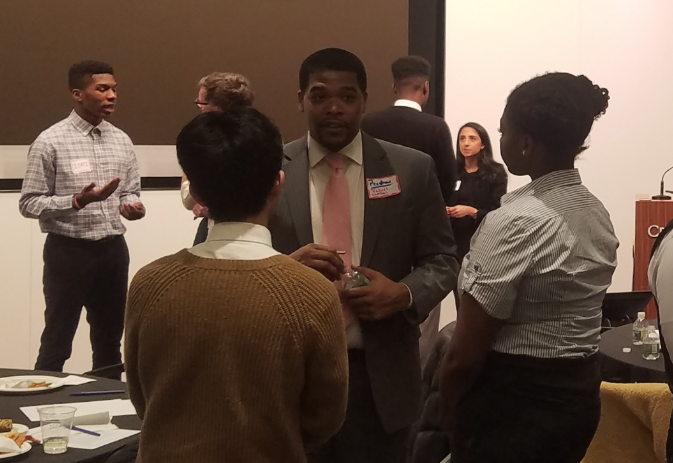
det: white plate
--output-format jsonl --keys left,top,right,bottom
{"left": 0, "top": 442, "right": 31, "bottom": 460}
{"left": 0, "top": 424, "right": 28, "bottom": 437}
{"left": 0, "top": 375, "right": 65, "bottom": 394}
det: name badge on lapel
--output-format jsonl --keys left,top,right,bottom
{"left": 71, "top": 159, "right": 92, "bottom": 174}
{"left": 366, "top": 175, "right": 401, "bottom": 199}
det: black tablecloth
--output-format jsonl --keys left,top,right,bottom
{"left": 599, "top": 322, "right": 668, "bottom": 383}
{"left": 0, "top": 368, "right": 140, "bottom": 463}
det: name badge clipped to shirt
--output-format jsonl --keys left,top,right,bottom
{"left": 455, "top": 180, "right": 462, "bottom": 191}
{"left": 71, "top": 159, "right": 92, "bottom": 174}
{"left": 366, "top": 175, "right": 402, "bottom": 199}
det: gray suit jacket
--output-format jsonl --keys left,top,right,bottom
{"left": 269, "top": 133, "right": 459, "bottom": 432}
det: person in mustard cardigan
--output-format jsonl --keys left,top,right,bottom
{"left": 125, "top": 108, "right": 349, "bottom": 463}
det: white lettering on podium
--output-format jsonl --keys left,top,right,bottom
{"left": 649, "top": 225, "right": 665, "bottom": 238}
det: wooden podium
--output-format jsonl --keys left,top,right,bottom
{"left": 634, "top": 200, "right": 673, "bottom": 318}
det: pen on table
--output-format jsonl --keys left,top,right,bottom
{"left": 71, "top": 426, "right": 101, "bottom": 437}
{"left": 70, "top": 390, "right": 126, "bottom": 396}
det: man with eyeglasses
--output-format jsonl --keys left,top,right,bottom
{"left": 181, "top": 72, "right": 255, "bottom": 244}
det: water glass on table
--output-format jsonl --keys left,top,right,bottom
{"left": 38, "top": 406, "right": 76, "bottom": 454}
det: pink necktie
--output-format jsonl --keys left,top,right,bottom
{"left": 322, "top": 153, "right": 355, "bottom": 327}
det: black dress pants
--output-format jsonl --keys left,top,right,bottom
{"left": 451, "top": 351, "right": 601, "bottom": 463}
{"left": 308, "top": 350, "right": 409, "bottom": 463}
{"left": 35, "top": 233, "right": 129, "bottom": 379}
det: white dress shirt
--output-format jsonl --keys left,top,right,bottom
{"left": 394, "top": 99, "right": 422, "bottom": 112}
{"left": 181, "top": 179, "right": 197, "bottom": 210}
{"left": 308, "top": 132, "right": 365, "bottom": 348}
{"left": 189, "top": 222, "right": 279, "bottom": 260}
{"left": 181, "top": 179, "right": 215, "bottom": 232}
{"left": 649, "top": 230, "right": 673, "bottom": 346}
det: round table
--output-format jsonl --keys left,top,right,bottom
{"left": 0, "top": 368, "right": 140, "bottom": 463}
{"left": 599, "top": 322, "right": 668, "bottom": 383}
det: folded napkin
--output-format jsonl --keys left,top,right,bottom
{"left": 0, "top": 435, "right": 20, "bottom": 453}
{"left": 62, "top": 375, "right": 96, "bottom": 386}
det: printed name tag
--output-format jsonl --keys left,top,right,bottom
{"left": 366, "top": 175, "right": 401, "bottom": 199}
{"left": 455, "top": 180, "right": 462, "bottom": 191}
{"left": 71, "top": 159, "right": 92, "bottom": 174}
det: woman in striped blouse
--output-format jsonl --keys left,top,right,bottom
{"left": 439, "top": 73, "right": 618, "bottom": 463}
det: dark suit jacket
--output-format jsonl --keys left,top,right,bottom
{"left": 361, "top": 106, "right": 457, "bottom": 205}
{"left": 269, "top": 133, "right": 459, "bottom": 433}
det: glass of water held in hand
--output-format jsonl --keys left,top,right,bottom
{"left": 38, "top": 406, "right": 76, "bottom": 454}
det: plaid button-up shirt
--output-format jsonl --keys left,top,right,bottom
{"left": 19, "top": 110, "right": 142, "bottom": 240}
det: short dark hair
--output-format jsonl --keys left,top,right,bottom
{"left": 299, "top": 48, "right": 367, "bottom": 93}
{"left": 176, "top": 108, "right": 284, "bottom": 222}
{"left": 505, "top": 72, "right": 610, "bottom": 157}
{"left": 391, "top": 55, "right": 430, "bottom": 81}
{"left": 68, "top": 60, "right": 114, "bottom": 90}
{"left": 455, "top": 122, "right": 505, "bottom": 180}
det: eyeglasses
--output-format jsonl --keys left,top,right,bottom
{"left": 194, "top": 101, "right": 208, "bottom": 108}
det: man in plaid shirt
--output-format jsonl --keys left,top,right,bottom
{"left": 19, "top": 60, "right": 144, "bottom": 378}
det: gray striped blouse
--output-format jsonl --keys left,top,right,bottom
{"left": 459, "top": 169, "right": 619, "bottom": 358}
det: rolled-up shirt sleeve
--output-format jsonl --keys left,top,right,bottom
{"left": 181, "top": 179, "right": 197, "bottom": 210}
{"left": 460, "top": 212, "right": 533, "bottom": 320}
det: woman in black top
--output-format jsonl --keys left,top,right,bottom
{"left": 447, "top": 122, "right": 508, "bottom": 261}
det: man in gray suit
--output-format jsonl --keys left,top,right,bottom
{"left": 269, "top": 48, "right": 459, "bottom": 463}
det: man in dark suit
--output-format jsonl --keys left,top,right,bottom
{"left": 361, "top": 55, "right": 457, "bottom": 205}
{"left": 361, "top": 55, "right": 458, "bottom": 365}
{"left": 269, "top": 48, "right": 458, "bottom": 463}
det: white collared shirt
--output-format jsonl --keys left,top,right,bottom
{"left": 308, "top": 132, "right": 365, "bottom": 348}
{"left": 394, "top": 99, "right": 422, "bottom": 112}
{"left": 181, "top": 179, "right": 215, "bottom": 231}
{"left": 649, "top": 231, "right": 673, "bottom": 346}
{"left": 189, "top": 222, "right": 279, "bottom": 260}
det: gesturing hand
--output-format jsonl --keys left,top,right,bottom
{"left": 121, "top": 203, "right": 146, "bottom": 221}
{"left": 290, "top": 244, "right": 346, "bottom": 281}
{"left": 340, "top": 266, "right": 411, "bottom": 320}
{"left": 76, "top": 178, "right": 121, "bottom": 208}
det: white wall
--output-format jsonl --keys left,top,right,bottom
{"left": 445, "top": 0, "right": 673, "bottom": 294}
{"left": 0, "top": 188, "right": 198, "bottom": 372}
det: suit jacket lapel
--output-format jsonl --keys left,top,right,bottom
{"left": 283, "top": 137, "right": 314, "bottom": 247}
{"left": 361, "top": 133, "right": 395, "bottom": 267}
